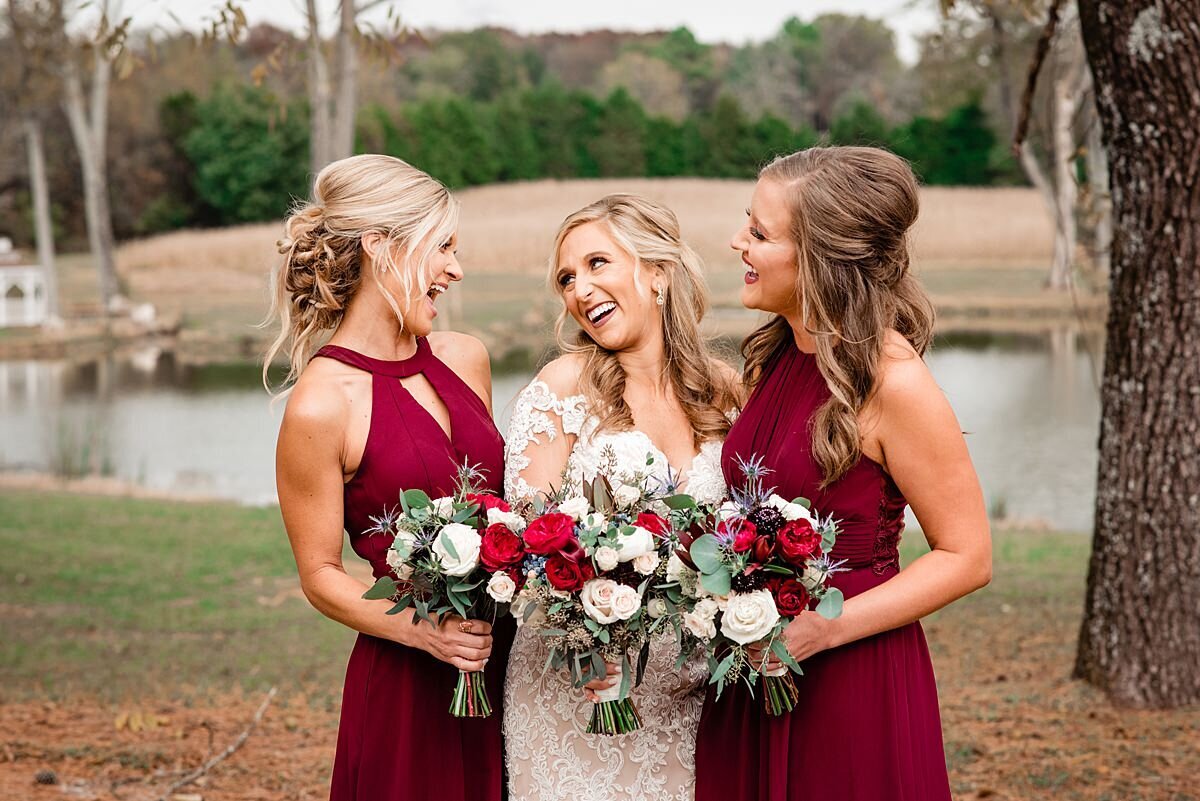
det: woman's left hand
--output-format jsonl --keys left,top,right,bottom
{"left": 751, "top": 612, "right": 836, "bottom": 672}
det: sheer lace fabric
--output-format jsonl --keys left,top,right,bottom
{"left": 502, "top": 379, "right": 727, "bottom": 801}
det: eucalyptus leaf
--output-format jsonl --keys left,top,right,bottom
{"left": 636, "top": 640, "right": 651, "bottom": 685}
{"left": 710, "top": 651, "right": 736, "bottom": 684}
{"left": 662, "top": 494, "right": 698, "bottom": 511}
{"left": 689, "top": 534, "right": 723, "bottom": 574}
{"left": 362, "top": 576, "right": 398, "bottom": 601}
{"left": 385, "top": 595, "right": 413, "bottom": 615}
{"left": 816, "top": 587, "right": 844, "bottom": 619}
{"left": 793, "top": 497, "right": 811, "bottom": 509}
{"left": 451, "top": 507, "right": 475, "bottom": 524}
{"left": 619, "top": 653, "right": 632, "bottom": 697}
{"left": 699, "top": 569, "right": 732, "bottom": 596}
{"left": 771, "top": 637, "right": 804, "bottom": 674}
{"left": 438, "top": 530, "right": 460, "bottom": 560}
{"left": 403, "top": 489, "right": 432, "bottom": 509}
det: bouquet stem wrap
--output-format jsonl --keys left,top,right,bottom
{"left": 450, "top": 669, "right": 493, "bottom": 718}
{"left": 586, "top": 683, "right": 642, "bottom": 735}
{"left": 762, "top": 665, "right": 799, "bottom": 716}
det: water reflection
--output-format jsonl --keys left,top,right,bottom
{"left": 0, "top": 331, "right": 1101, "bottom": 531}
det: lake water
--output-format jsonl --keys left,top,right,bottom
{"left": 0, "top": 332, "right": 1101, "bottom": 531}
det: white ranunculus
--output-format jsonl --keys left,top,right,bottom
{"left": 768, "top": 494, "right": 813, "bottom": 522}
{"left": 616, "top": 526, "right": 655, "bottom": 562}
{"left": 486, "top": 571, "right": 516, "bottom": 603}
{"left": 800, "top": 563, "right": 828, "bottom": 592}
{"left": 431, "top": 496, "right": 457, "bottom": 517}
{"left": 593, "top": 545, "right": 620, "bottom": 572}
{"left": 610, "top": 584, "right": 642, "bottom": 621}
{"left": 682, "top": 598, "right": 720, "bottom": 640}
{"left": 511, "top": 589, "right": 543, "bottom": 628}
{"left": 647, "top": 597, "right": 668, "bottom": 619}
{"left": 580, "top": 578, "right": 621, "bottom": 624}
{"left": 557, "top": 496, "right": 591, "bottom": 520}
{"left": 432, "top": 523, "right": 482, "bottom": 577}
{"left": 612, "top": 484, "right": 642, "bottom": 508}
{"left": 632, "top": 551, "right": 660, "bottom": 576}
{"left": 487, "top": 507, "right": 526, "bottom": 532}
{"left": 666, "top": 554, "right": 699, "bottom": 598}
{"left": 720, "top": 590, "right": 780, "bottom": 645}
{"left": 385, "top": 546, "right": 414, "bottom": 580}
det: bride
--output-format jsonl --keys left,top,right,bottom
{"left": 502, "top": 194, "right": 741, "bottom": 801}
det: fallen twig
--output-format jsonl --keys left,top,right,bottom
{"left": 154, "top": 687, "right": 277, "bottom": 801}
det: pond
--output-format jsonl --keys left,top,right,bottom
{"left": 0, "top": 330, "right": 1101, "bottom": 531}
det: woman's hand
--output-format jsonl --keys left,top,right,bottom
{"left": 751, "top": 612, "right": 836, "bottom": 673}
{"left": 412, "top": 615, "right": 494, "bottom": 672}
{"left": 582, "top": 661, "right": 621, "bottom": 703}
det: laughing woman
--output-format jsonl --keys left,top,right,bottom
{"left": 694, "top": 147, "right": 991, "bottom": 801}
{"left": 269, "top": 155, "right": 509, "bottom": 801}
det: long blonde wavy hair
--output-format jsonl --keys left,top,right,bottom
{"left": 741, "top": 147, "right": 935, "bottom": 486}
{"left": 550, "top": 194, "right": 739, "bottom": 447}
{"left": 263, "top": 154, "right": 459, "bottom": 393}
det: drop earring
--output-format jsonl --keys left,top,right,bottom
{"left": 656, "top": 286, "right": 665, "bottom": 306}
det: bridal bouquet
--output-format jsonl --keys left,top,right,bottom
{"left": 361, "top": 464, "right": 527, "bottom": 718}
{"left": 677, "top": 456, "right": 845, "bottom": 715}
{"left": 511, "top": 470, "right": 703, "bottom": 735}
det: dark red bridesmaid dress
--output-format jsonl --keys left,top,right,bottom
{"left": 314, "top": 338, "right": 511, "bottom": 801}
{"left": 695, "top": 340, "right": 953, "bottom": 801}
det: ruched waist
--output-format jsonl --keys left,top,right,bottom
{"left": 826, "top": 561, "right": 899, "bottom": 599}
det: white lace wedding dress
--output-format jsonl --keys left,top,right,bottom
{"left": 502, "top": 379, "right": 728, "bottom": 801}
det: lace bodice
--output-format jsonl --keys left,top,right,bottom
{"left": 502, "top": 378, "right": 727, "bottom": 801}
{"left": 503, "top": 379, "right": 728, "bottom": 508}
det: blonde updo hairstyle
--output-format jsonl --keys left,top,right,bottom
{"left": 550, "top": 194, "right": 739, "bottom": 446}
{"left": 741, "top": 146, "right": 935, "bottom": 486}
{"left": 264, "top": 154, "right": 459, "bottom": 392}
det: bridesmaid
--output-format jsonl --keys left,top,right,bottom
{"left": 694, "top": 146, "right": 992, "bottom": 801}
{"left": 268, "top": 154, "right": 509, "bottom": 801}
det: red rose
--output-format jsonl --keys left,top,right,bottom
{"left": 466, "top": 493, "right": 511, "bottom": 513}
{"left": 523, "top": 512, "right": 576, "bottom": 555}
{"left": 480, "top": 524, "right": 524, "bottom": 571}
{"left": 777, "top": 519, "right": 822, "bottom": 566}
{"left": 721, "top": 518, "right": 759, "bottom": 553}
{"left": 770, "top": 577, "right": 811, "bottom": 617}
{"left": 545, "top": 554, "right": 593, "bottom": 592}
{"left": 635, "top": 512, "right": 671, "bottom": 539}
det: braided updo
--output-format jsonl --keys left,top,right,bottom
{"left": 264, "top": 154, "right": 459, "bottom": 393}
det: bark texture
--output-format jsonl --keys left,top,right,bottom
{"left": 1074, "top": 0, "right": 1200, "bottom": 708}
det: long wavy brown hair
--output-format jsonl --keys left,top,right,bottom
{"left": 742, "top": 147, "right": 935, "bottom": 486}
{"left": 263, "top": 154, "right": 459, "bottom": 394}
{"left": 550, "top": 194, "right": 739, "bottom": 447}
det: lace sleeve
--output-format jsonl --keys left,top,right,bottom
{"left": 503, "top": 380, "right": 587, "bottom": 505}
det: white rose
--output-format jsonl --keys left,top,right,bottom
{"left": 768, "top": 494, "right": 813, "bottom": 522}
{"left": 432, "top": 523, "right": 481, "bottom": 577}
{"left": 558, "top": 496, "right": 591, "bottom": 520}
{"left": 632, "top": 551, "right": 660, "bottom": 576}
{"left": 486, "top": 571, "right": 516, "bottom": 603}
{"left": 800, "top": 563, "right": 827, "bottom": 592}
{"left": 511, "top": 589, "right": 544, "bottom": 628}
{"left": 612, "top": 484, "right": 641, "bottom": 508}
{"left": 487, "top": 507, "right": 526, "bottom": 532}
{"left": 431, "top": 496, "right": 456, "bottom": 517}
{"left": 593, "top": 545, "right": 620, "bottom": 572}
{"left": 720, "top": 590, "right": 780, "bottom": 645}
{"left": 616, "top": 526, "right": 655, "bottom": 562}
{"left": 647, "top": 597, "right": 668, "bottom": 619}
{"left": 580, "top": 578, "right": 620, "bottom": 624}
{"left": 610, "top": 584, "right": 642, "bottom": 621}
{"left": 682, "top": 598, "right": 720, "bottom": 640}
{"left": 582, "top": 511, "right": 608, "bottom": 530}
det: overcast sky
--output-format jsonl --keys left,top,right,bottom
{"left": 142, "top": 0, "right": 941, "bottom": 63}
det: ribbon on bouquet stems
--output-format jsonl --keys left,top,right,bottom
{"left": 586, "top": 683, "right": 642, "bottom": 735}
{"left": 450, "top": 669, "right": 493, "bottom": 718}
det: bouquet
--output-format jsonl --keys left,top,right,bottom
{"left": 679, "top": 456, "right": 845, "bottom": 715}
{"left": 511, "top": 466, "right": 699, "bottom": 735}
{"left": 361, "top": 464, "right": 527, "bottom": 718}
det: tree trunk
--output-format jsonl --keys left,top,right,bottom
{"left": 305, "top": 0, "right": 332, "bottom": 179}
{"left": 62, "top": 51, "right": 122, "bottom": 312}
{"left": 22, "top": 116, "right": 61, "bottom": 322}
{"left": 1074, "top": 0, "right": 1200, "bottom": 708}
{"left": 1085, "top": 118, "right": 1113, "bottom": 278}
{"left": 331, "top": 0, "right": 358, "bottom": 160}
{"left": 1046, "top": 12, "right": 1085, "bottom": 291}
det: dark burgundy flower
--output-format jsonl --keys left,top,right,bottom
{"left": 769, "top": 577, "right": 811, "bottom": 617}
{"left": 480, "top": 524, "right": 524, "bottom": 571}
{"left": 523, "top": 512, "right": 576, "bottom": 555}
{"left": 777, "top": 519, "right": 821, "bottom": 566}
{"left": 545, "top": 554, "right": 590, "bottom": 592}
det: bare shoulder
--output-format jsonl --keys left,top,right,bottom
{"left": 534, "top": 353, "right": 586, "bottom": 398}
{"left": 280, "top": 360, "right": 352, "bottom": 440}
{"left": 872, "top": 330, "right": 937, "bottom": 406}
{"left": 429, "top": 331, "right": 490, "bottom": 375}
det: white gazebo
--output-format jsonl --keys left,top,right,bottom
{"left": 0, "top": 237, "right": 49, "bottom": 328}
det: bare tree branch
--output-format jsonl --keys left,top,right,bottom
{"left": 1013, "top": 0, "right": 1066, "bottom": 153}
